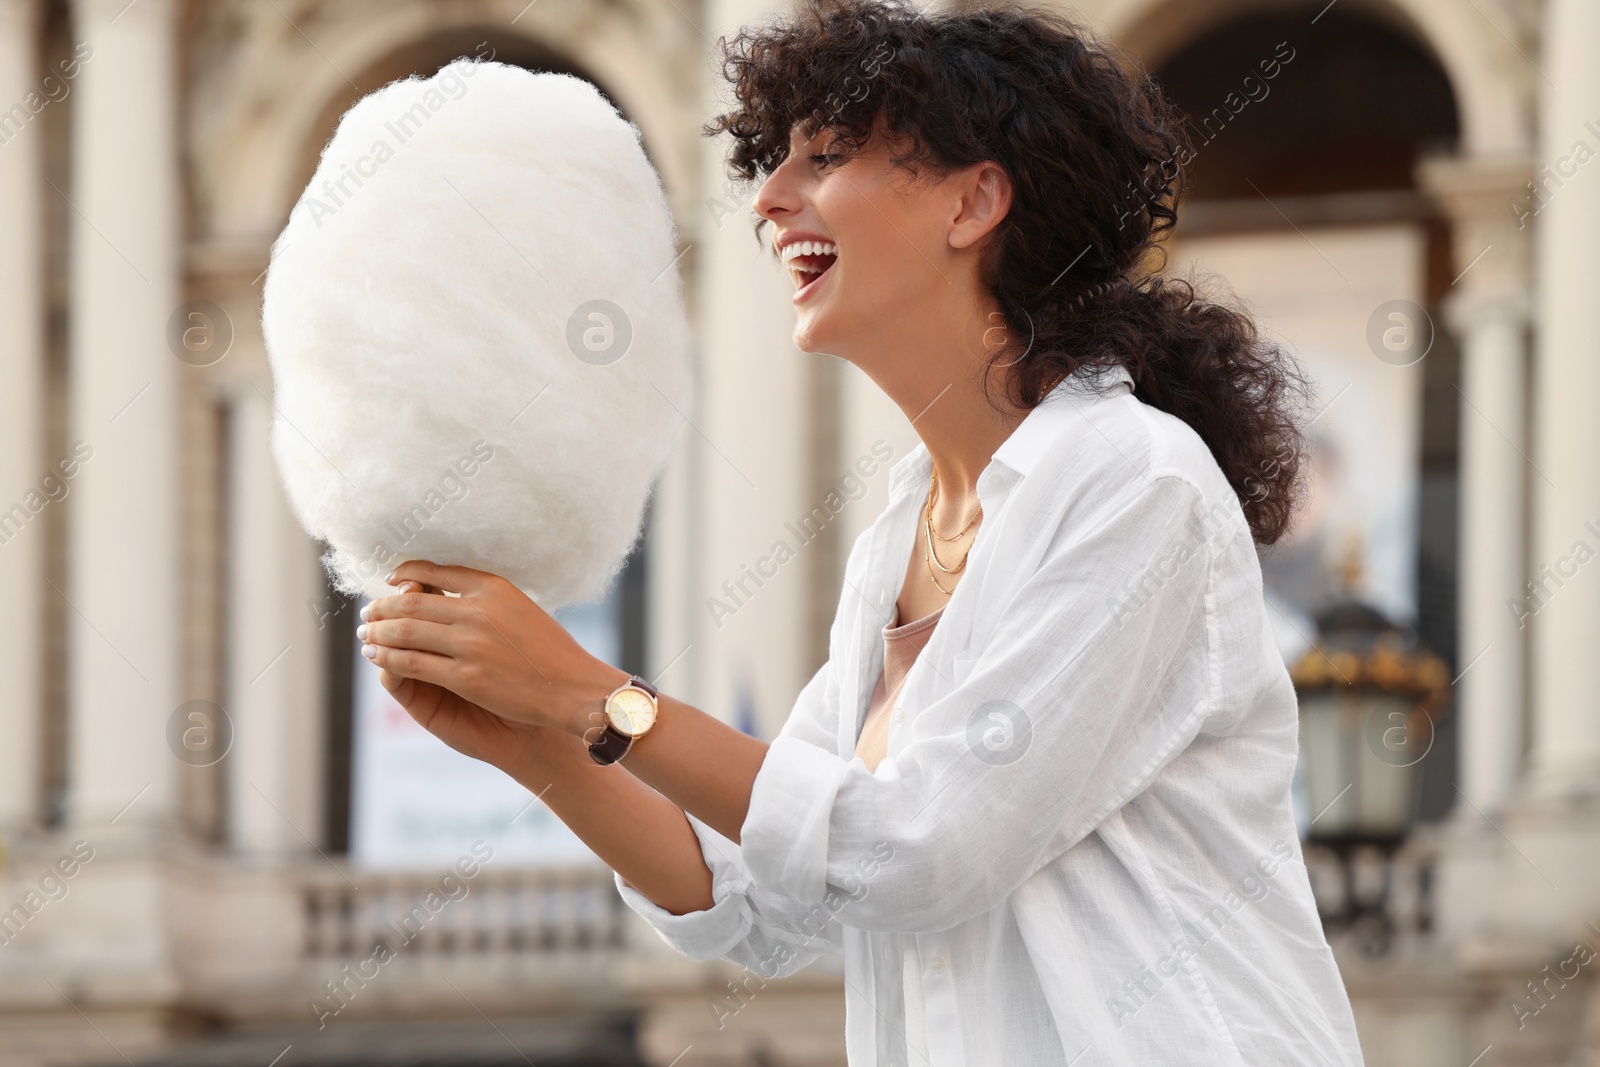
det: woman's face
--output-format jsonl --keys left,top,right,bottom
{"left": 752, "top": 117, "right": 988, "bottom": 369}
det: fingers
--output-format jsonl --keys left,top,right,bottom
{"left": 399, "top": 579, "right": 446, "bottom": 596}
{"left": 363, "top": 641, "right": 460, "bottom": 688}
{"left": 365, "top": 586, "right": 462, "bottom": 626}
{"left": 377, "top": 667, "right": 412, "bottom": 702}
{"left": 387, "top": 560, "right": 495, "bottom": 597}
{"left": 362, "top": 615, "right": 461, "bottom": 657}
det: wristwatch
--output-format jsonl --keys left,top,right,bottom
{"left": 587, "top": 673, "right": 660, "bottom": 765}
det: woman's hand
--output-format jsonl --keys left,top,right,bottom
{"left": 359, "top": 562, "right": 627, "bottom": 740}
{"left": 377, "top": 640, "right": 554, "bottom": 773}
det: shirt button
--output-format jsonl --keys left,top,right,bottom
{"left": 892, "top": 707, "right": 904, "bottom": 723}
{"left": 930, "top": 956, "right": 944, "bottom": 973}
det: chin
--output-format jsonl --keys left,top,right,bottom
{"left": 791, "top": 313, "right": 832, "bottom": 356}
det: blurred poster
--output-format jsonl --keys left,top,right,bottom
{"left": 349, "top": 590, "right": 622, "bottom": 869}
{"left": 1169, "top": 224, "right": 1427, "bottom": 662}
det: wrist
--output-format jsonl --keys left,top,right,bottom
{"left": 561, "top": 659, "right": 632, "bottom": 740}
{"left": 500, "top": 720, "right": 588, "bottom": 783}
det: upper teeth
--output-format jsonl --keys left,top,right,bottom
{"left": 781, "top": 240, "right": 839, "bottom": 264}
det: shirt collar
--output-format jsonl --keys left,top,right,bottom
{"left": 886, "top": 361, "right": 1134, "bottom": 500}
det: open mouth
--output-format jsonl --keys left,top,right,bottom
{"left": 781, "top": 240, "right": 839, "bottom": 299}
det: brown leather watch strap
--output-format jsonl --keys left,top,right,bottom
{"left": 588, "top": 722, "right": 635, "bottom": 765}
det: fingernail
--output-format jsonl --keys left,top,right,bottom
{"left": 361, "top": 643, "right": 377, "bottom": 660}
{"left": 384, "top": 570, "right": 395, "bottom": 584}
{"left": 359, "top": 603, "right": 371, "bottom": 621}
{"left": 356, "top": 624, "right": 368, "bottom": 641}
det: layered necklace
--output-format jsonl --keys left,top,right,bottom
{"left": 923, "top": 466, "right": 981, "bottom": 595}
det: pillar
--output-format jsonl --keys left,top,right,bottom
{"left": 0, "top": 0, "right": 44, "bottom": 831}
{"left": 693, "top": 0, "right": 817, "bottom": 730}
{"left": 1527, "top": 0, "right": 1600, "bottom": 795}
{"left": 65, "top": 0, "right": 181, "bottom": 831}
{"left": 1417, "top": 156, "right": 1532, "bottom": 815}
{"left": 225, "top": 385, "right": 327, "bottom": 855}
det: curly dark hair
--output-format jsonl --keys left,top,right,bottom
{"left": 704, "top": 0, "right": 1309, "bottom": 545}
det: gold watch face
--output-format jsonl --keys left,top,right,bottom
{"left": 606, "top": 685, "right": 657, "bottom": 737}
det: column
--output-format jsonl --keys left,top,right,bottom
{"left": 0, "top": 0, "right": 43, "bottom": 831}
{"left": 225, "top": 384, "right": 327, "bottom": 855}
{"left": 1528, "top": 0, "right": 1600, "bottom": 794}
{"left": 1417, "top": 157, "right": 1532, "bottom": 815}
{"left": 65, "top": 0, "right": 181, "bottom": 831}
{"left": 693, "top": 0, "right": 816, "bottom": 729}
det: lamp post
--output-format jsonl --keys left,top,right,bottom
{"left": 1290, "top": 598, "right": 1450, "bottom": 955}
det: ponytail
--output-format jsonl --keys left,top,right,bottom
{"left": 990, "top": 274, "right": 1310, "bottom": 545}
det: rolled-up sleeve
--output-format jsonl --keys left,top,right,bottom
{"left": 613, "top": 658, "right": 851, "bottom": 977}
{"left": 613, "top": 810, "right": 760, "bottom": 961}
{"left": 740, "top": 471, "right": 1234, "bottom": 935}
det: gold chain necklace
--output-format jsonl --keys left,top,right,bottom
{"left": 926, "top": 554, "right": 958, "bottom": 595}
{"left": 927, "top": 467, "right": 981, "bottom": 541}
{"left": 923, "top": 468, "right": 981, "bottom": 594}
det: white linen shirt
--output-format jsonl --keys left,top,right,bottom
{"left": 615, "top": 362, "right": 1366, "bottom": 1066}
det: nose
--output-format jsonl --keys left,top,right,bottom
{"left": 752, "top": 156, "right": 802, "bottom": 229}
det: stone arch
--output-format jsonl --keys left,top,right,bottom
{"left": 193, "top": 0, "right": 699, "bottom": 247}
{"left": 1100, "top": 0, "right": 1528, "bottom": 158}
{"left": 180, "top": 1, "right": 697, "bottom": 852}
{"left": 284, "top": 28, "right": 624, "bottom": 225}
{"left": 1146, "top": 5, "right": 1460, "bottom": 199}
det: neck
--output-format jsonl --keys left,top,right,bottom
{"left": 913, "top": 382, "right": 1018, "bottom": 508}
{"left": 844, "top": 293, "right": 1032, "bottom": 517}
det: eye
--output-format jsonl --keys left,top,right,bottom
{"left": 810, "top": 152, "right": 844, "bottom": 169}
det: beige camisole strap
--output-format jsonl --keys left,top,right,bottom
{"left": 854, "top": 603, "right": 945, "bottom": 772}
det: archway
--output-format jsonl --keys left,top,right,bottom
{"left": 1152, "top": 7, "right": 1458, "bottom": 199}
{"left": 287, "top": 31, "right": 654, "bottom": 858}
{"left": 289, "top": 28, "right": 627, "bottom": 215}
{"left": 1143, "top": 6, "right": 1463, "bottom": 826}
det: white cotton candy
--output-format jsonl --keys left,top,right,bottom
{"left": 262, "top": 60, "right": 692, "bottom": 609}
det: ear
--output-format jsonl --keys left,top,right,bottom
{"left": 947, "top": 161, "right": 1013, "bottom": 252}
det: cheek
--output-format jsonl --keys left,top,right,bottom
{"left": 826, "top": 200, "right": 910, "bottom": 304}
{"left": 841, "top": 184, "right": 943, "bottom": 293}
{"left": 793, "top": 175, "right": 933, "bottom": 352}
{"left": 848, "top": 234, "right": 934, "bottom": 317}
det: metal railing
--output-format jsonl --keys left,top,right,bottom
{"left": 301, "top": 865, "right": 629, "bottom": 960}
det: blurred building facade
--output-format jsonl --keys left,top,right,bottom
{"left": 1, "top": 0, "right": 1596, "bottom": 1063}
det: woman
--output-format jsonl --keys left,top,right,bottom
{"left": 358, "top": 0, "right": 1365, "bottom": 1062}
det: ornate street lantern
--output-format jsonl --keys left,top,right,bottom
{"left": 1291, "top": 600, "right": 1451, "bottom": 840}
{"left": 1289, "top": 594, "right": 1450, "bottom": 953}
